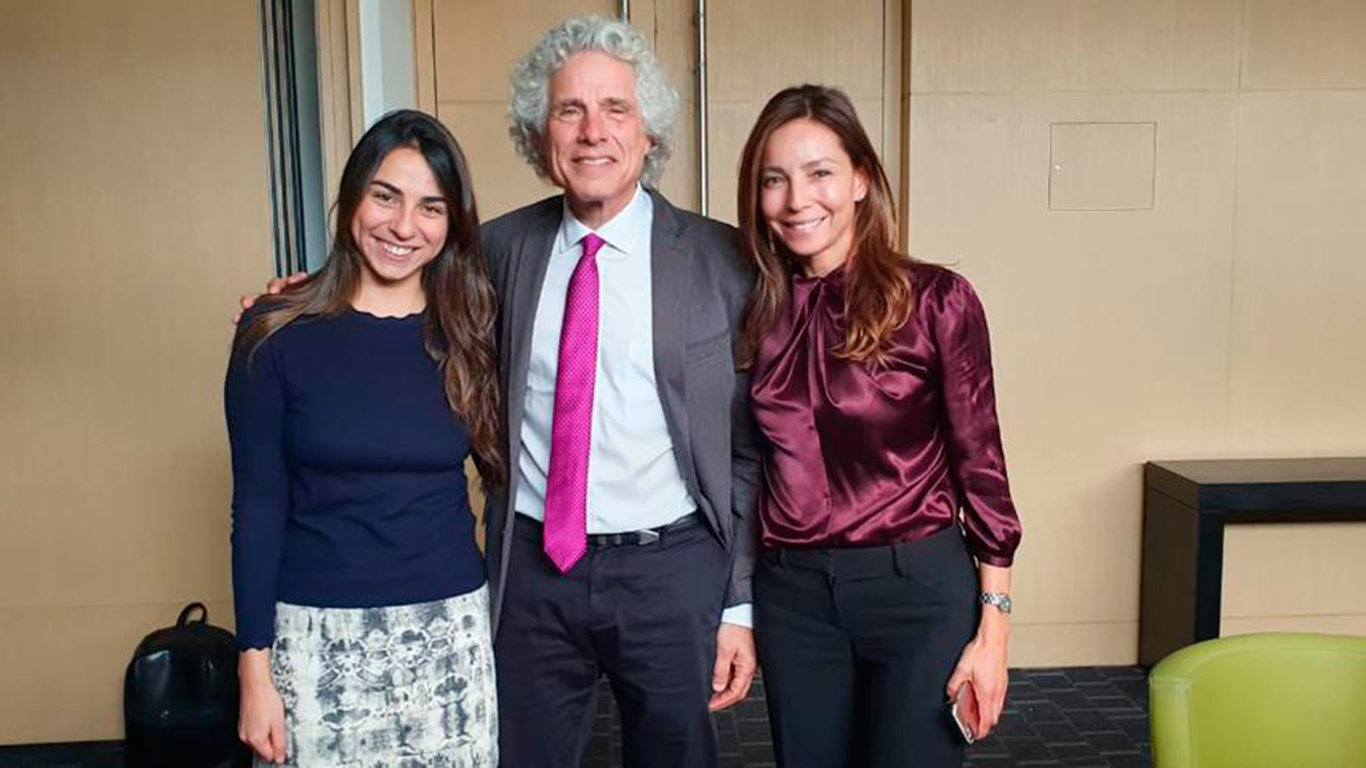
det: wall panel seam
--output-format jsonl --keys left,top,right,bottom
{"left": 1222, "top": 0, "right": 1248, "bottom": 455}
{"left": 1222, "top": 612, "right": 1366, "bottom": 619}
{"left": 1009, "top": 620, "right": 1139, "bottom": 628}
{"left": 0, "top": 601, "right": 234, "bottom": 616}
{"left": 907, "top": 89, "right": 1244, "bottom": 97}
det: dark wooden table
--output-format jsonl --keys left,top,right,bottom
{"left": 1138, "top": 457, "right": 1366, "bottom": 667}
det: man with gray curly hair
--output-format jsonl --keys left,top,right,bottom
{"left": 479, "top": 15, "right": 760, "bottom": 768}
{"left": 505, "top": 16, "right": 679, "bottom": 189}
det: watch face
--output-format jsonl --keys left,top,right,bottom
{"left": 982, "top": 592, "right": 1012, "bottom": 615}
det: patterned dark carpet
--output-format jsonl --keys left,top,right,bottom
{"left": 584, "top": 667, "right": 1153, "bottom": 768}
{"left": 0, "top": 667, "right": 1152, "bottom": 767}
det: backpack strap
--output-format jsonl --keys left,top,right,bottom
{"left": 176, "top": 602, "right": 209, "bottom": 627}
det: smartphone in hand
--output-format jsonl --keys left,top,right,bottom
{"left": 950, "top": 681, "right": 980, "bottom": 744}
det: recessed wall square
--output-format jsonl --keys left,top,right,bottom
{"left": 1049, "top": 122, "right": 1157, "bottom": 211}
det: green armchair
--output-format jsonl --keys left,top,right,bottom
{"left": 1149, "top": 632, "right": 1366, "bottom": 767}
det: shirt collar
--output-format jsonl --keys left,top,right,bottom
{"left": 556, "top": 184, "right": 652, "bottom": 260}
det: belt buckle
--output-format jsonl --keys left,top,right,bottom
{"left": 636, "top": 528, "right": 661, "bottom": 546}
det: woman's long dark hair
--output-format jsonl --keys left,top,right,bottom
{"left": 736, "top": 85, "right": 913, "bottom": 368}
{"left": 234, "top": 110, "right": 504, "bottom": 489}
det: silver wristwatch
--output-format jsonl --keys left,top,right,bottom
{"left": 980, "top": 591, "right": 1012, "bottom": 616}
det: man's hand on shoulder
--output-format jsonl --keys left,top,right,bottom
{"left": 708, "top": 623, "right": 756, "bottom": 712}
{"left": 233, "top": 271, "right": 309, "bottom": 324}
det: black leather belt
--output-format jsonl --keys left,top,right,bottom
{"left": 514, "top": 511, "right": 705, "bottom": 547}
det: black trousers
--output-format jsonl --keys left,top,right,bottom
{"left": 754, "top": 527, "right": 979, "bottom": 768}
{"left": 496, "top": 514, "right": 730, "bottom": 768}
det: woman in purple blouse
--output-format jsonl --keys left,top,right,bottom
{"left": 735, "top": 85, "right": 1023, "bottom": 767}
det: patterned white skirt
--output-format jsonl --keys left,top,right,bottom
{"left": 258, "top": 587, "right": 498, "bottom": 767}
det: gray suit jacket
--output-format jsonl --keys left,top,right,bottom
{"left": 479, "top": 188, "right": 760, "bottom": 635}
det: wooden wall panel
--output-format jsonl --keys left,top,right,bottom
{"left": 1008, "top": 621, "right": 1139, "bottom": 668}
{"left": 317, "top": 0, "right": 363, "bottom": 197}
{"left": 910, "top": 0, "right": 1240, "bottom": 93}
{"left": 414, "top": 0, "right": 438, "bottom": 113}
{"left": 629, "top": 0, "right": 700, "bottom": 212}
{"left": 908, "top": 0, "right": 1366, "bottom": 665}
{"left": 1241, "top": 0, "right": 1366, "bottom": 90}
{"left": 429, "top": 0, "right": 613, "bottom": 219}
{"left": 705, "top": 0, "right": 887, "bottom": 225}
{"left": 708, "top": 0, "right": 884, "bottom": 103}
{"left": 422, "top": 0, "right": 896, "bottom": 224}
{"left": 655, "top": 98, "right": 699, "bottom": 214}
{"left": 0, "top": 0, "right": 272, "bottom": 743}
{"left": 1225, "top": 91, "right": 1366, "bottom": 452}
{"left": 1222, "top": 523, "right": 1366, "bottom": 635}
{"left": 433, "top": 0, "right": 613, "bottom": 102}
{"left": 1221, "top": 614, "right": 1366, "bottom": 637}
{"left": 0, "top": 602, "right": 234, "bottom": 741}
{"left": 436, "top": 100, "right": 561, "bottom": 220}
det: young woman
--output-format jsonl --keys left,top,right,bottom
{"left": 736, "top": 85, "right": 1023, "bottom": 767}
{"left": 226, "top": 110, "right": 501, "bottom": 766}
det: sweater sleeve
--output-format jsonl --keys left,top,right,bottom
{"left": 927, "top": 272, "right": 1022, "bottom": 567}
{"left": 224, "top": 326, "right": 290, "bottom": 649}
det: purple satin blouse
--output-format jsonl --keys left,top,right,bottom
{"left": 750, "top": 262, "right": 1021, "bottom": 566}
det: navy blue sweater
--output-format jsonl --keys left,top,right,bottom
{"left": 225, "top": 307, "right": 485, "bottom": 649}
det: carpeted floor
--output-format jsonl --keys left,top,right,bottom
{"left": 584, "top": 666, "right": 1153, "bottom": 767}
{"left": 0, "top": 667, "right": 1152, "bottom": 767}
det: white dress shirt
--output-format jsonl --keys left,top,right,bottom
{"left": 515, "top": 185, "right": 751, "bottom": 627}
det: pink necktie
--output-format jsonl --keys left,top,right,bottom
{"left": 542, "top": 233, "right": 604, "bottom": 573}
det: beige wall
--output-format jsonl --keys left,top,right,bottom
{"left": 704, "top": 0, "right": 894, "bottom": 225}
{"left": 906, "top": 0, "right": 1366, "bottom": 665}
{"left": 0, "top": 0, "right": 273, "bottom": 744}
{"left": 318, "top": 0, "right": 364, "bottom": 197}
{"left": 424, "top": 0, "right": 615, "bottom": 220}
{"left": 420, "top": 0, "right": 697, "bottom": 219}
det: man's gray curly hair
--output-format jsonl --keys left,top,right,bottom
{"left": 508, "top": 16, "right": 679, "bottom": 186}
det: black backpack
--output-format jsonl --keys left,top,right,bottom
{"left": 123, "top": 603, "right": 250, "bottom": 767}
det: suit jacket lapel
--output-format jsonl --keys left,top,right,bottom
{"left": 502, "top": 201, "right": 560, "bottom": 513}
{"left": 648, "top": 190, "right": 696, "bottom": 491}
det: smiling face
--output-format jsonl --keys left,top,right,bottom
{"left": 349, "top": 146, "right": 449, "bottom": 305}
{"left": 759, "top": 118, "right": 868, "bottom": 277}
{"left": 542, "top": 51, "right": 653, "bottom": 228}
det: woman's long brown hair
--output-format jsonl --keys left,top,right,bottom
{"left": 234, "top": 110, "right": 505, "bottom": 489}
{"left": 736, "top": 85, "right": 913, "bottom": 368}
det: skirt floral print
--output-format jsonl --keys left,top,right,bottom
{"left": 257, "top": 587, "right": 497, "bottom": 767}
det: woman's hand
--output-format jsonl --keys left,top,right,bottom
{"left": 945, "top": 616, "right": 1009, "bottom": 740}
{"left": 233, "top": 272, "right": 308, "bottom": 324}
{"left": 238, "top": 650, "right": 287, "bottom": 763}
{"left": 946, "top": 563, "right": 1012, "bottom": 741}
